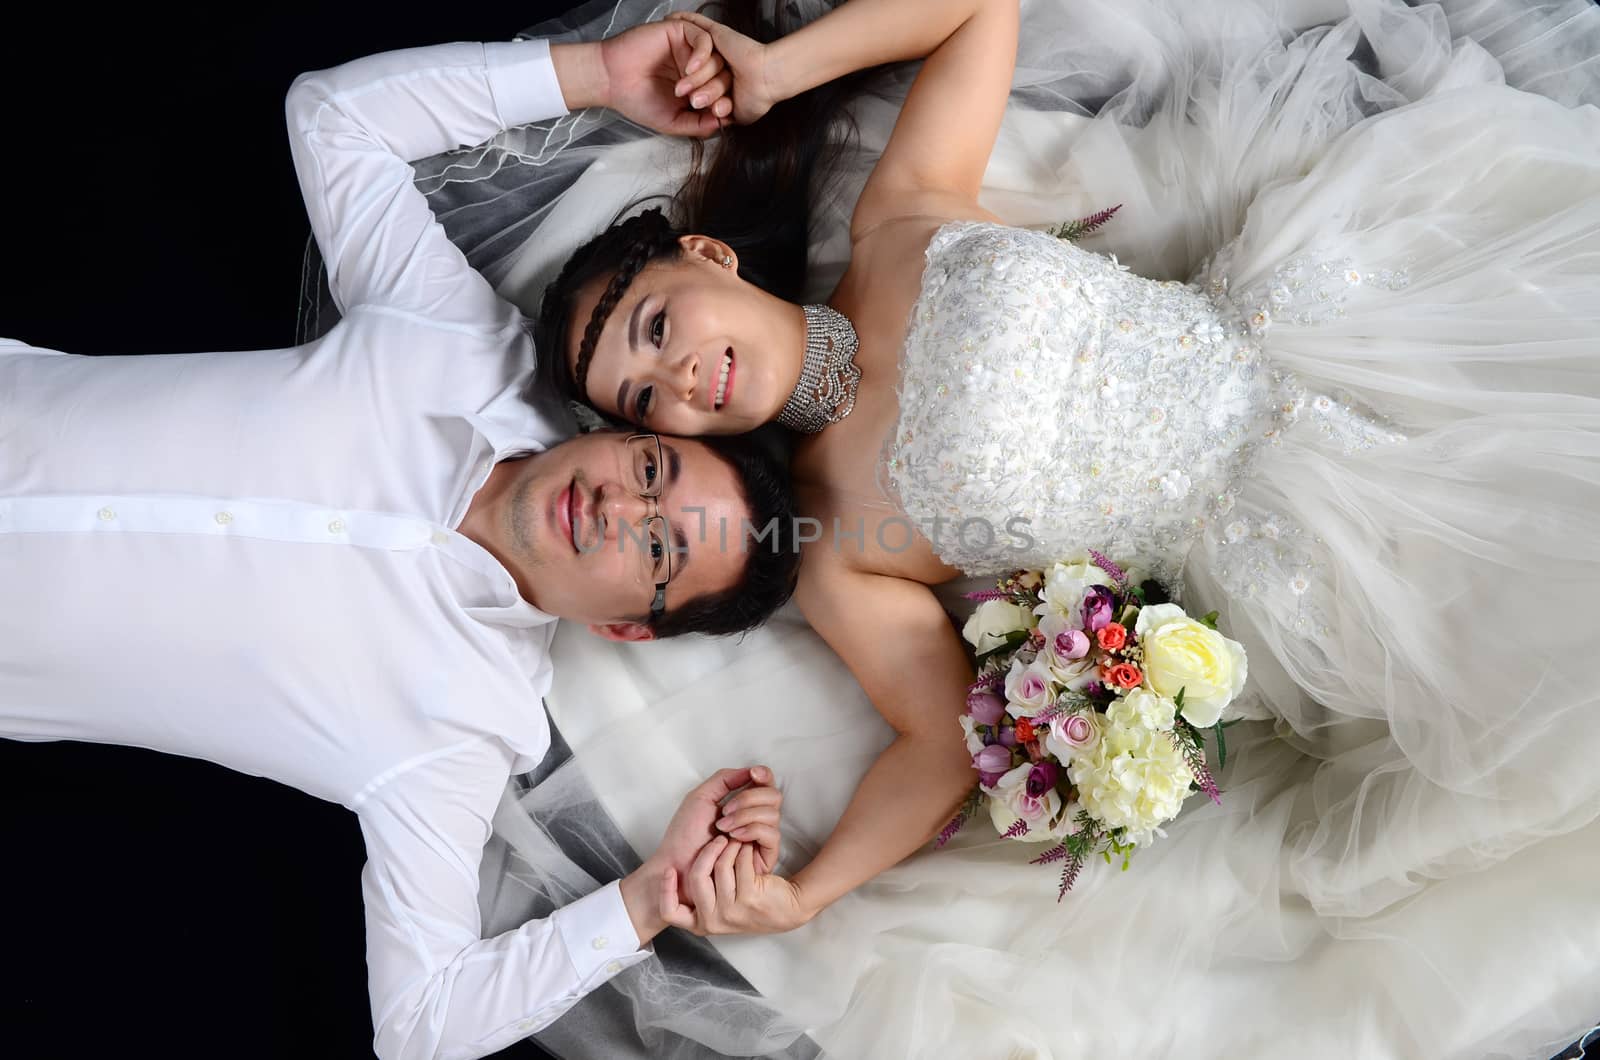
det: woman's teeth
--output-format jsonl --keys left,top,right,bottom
{"left": 713, "top": 350, "right": 732, "bottom": 409}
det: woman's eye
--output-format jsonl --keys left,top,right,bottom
{"left": 636, "top": 386, "right": 654, "bottom": 421}
{"left": 650, "top": 538, "right": 664, "bottom": 561}
{"left": 642, "top": 453, "right": 658, "bottom": 486}
{"left": 650, "top": 311, "right": 666, "bottom": 347}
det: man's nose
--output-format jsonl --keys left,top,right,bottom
{"left": 596, "top": 482, "right": 652, "bottom": 542}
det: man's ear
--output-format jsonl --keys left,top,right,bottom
{"left": 589, "top": 621, "right": 657, "bottom": 643}
{"left": 678, "top": 233, "right": 737, "bottom": 272}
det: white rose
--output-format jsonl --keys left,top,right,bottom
{"left": 959, "top": 714, "right": 987, "bottom": 757}
{"left": 1134, "top": 604, "right": 1249, "bottom": 729}
{"left": 987, "top": 763, "right": 1066, "bottom": 843}
{"left": 1067, "top": 715, "right": 1195, "bottom": 846}
{"left": 1003, "top": 657, "right": 1057, "bottom": 717}
{"left": 1106, "top": 687, "right": 1178, "bottom": 733}
{"left": 1032, "top": 560, "right": 1112, "bottom": 626}
{"left": 962, "top": 599, "right": 1036, "bottom": 654}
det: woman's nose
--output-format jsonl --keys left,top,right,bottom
{"left": 666, "top": 351, "right": 699, "bottom": 402}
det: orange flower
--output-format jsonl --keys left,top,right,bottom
{"left": 1107, "top": 663, "right": 1143, "bottom": 690}
{"left": 1097, "top": 622, "right": 1128, "bottom": 651}
{"left": 1015, "top": 717, "right": 1037, "bottom": 743}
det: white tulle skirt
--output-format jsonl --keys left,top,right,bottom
{"left": 458, "top": 1, "right": 1600, "bottom": 1057}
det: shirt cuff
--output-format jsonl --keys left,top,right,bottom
{"left": 552, "top": 880, "right": 649, "bottom": 985}
{"left": 484, "top": 39, "right": 569, "bottom": 129}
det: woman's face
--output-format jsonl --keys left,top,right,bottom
{"left": 565, "top": 237, "right": 801, "bottom": 436}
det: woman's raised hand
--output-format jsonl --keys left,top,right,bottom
{"left": 667, "top": 10, "right": 780, "bottom": 125}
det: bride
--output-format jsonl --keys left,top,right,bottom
{"left": 406, "top": 0, "right": 1600, "bottom": 1056}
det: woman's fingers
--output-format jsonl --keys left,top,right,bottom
{"left": 721, "top": 786, "right": 782, "bottom": 817}
{"left": 733, "top": 822, "right": 781, "bottom": 867}
{"left": 675, "top": 48, "right": 724, "bottom": 99}
{"left": 735, "top": 843, "right": 757, "bottom": 897}
{"left": 693, "top": 73, "right": 734, "bottom": 114}
{"left": 717, "top": 802, "right": 779, "bottom": 833}
{"left": 713, "top": 836, "right": 741, "bottom": 903}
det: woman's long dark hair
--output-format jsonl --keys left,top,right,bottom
{"left": 533, "top": 1, "right": 878, "bottom": 408}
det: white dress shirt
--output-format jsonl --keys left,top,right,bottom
{"left": 0, "top": 39, "right": 648, "bottom": 1060}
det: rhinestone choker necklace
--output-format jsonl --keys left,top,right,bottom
{"left": 777, "top": 304, "right": 862, "bottom": 434}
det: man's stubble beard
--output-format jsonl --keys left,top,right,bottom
{"left": 507, "top": 471, "right": 542, "bottom": 572}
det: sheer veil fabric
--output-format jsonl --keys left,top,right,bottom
{"left": 300, "top": 2, "right": 1600, "bottom": 1056}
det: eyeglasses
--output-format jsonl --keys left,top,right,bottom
{"left": 623, "top": 433, "right": 674, "bottom": 617}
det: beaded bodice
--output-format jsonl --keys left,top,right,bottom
{"left": 880, "top": 222, "right": 1310, "bottom": 580}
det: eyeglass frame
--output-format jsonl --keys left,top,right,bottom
{"left": 624, "top": 432, "right": 673, "bottom": 617}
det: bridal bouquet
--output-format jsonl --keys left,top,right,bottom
{"left": 940, "top": 552, "right": 1248, "bottom": 898}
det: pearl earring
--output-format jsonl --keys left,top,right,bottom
{"left": 721, "top": 255, "right": 734, "bottom": 269}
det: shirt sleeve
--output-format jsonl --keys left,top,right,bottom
{"left": 356, "top": 738, "right": 649, "bottom": 1060}
{"left": 284, "top": 39, "right": 568, "bottom": 327}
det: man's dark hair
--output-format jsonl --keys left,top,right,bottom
{"left": 648, "top": 433, "right": 801, "bottom": 638}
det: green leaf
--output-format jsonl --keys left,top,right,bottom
{"left": 1213, "top": 720, "right": 1228, "bottom": 769}
{"left": 1199, "top": 610, "right": 1220, "bottom": 630}
{"left": 1174, "top": 687, "right": 1186, "bottom": 711}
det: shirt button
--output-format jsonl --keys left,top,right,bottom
{"left": 605, "top": 960, "right": 623, "bottom": 975}
{"left": 214, "top": 511, "right": 234, "bottom": 526}
{"left": 517, "top": 1018, "right": 534, "bottom": 1031}
{"left": 591, "top": 936, "right": 609, "bottom": 951}
{"left": 97, "top": 507, "right": 116, "bottom": 522}
{"left": 430, "top": 530, "right": 449, "bottom": 545}
{"left": 328, "top": 519, "right": 346, "bottom": 534}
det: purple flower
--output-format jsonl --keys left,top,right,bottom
{"left": 997, "top": 726, "right": 1019, "bottom": 748}
{"left": 1084, "top": 680, "right": 1108, "bottom": 698}
{"left": 979, "top": 770, "right": 1008, "bottom": 788}
{"left": 1053, "top": 629, "right": 1090, "bottom": 661}
{"left": 966, "top": 690, "right": 1007, "bottom": 726}
{"left": 1082, "top": 586, "right": 1115, "bottom": 632}
{"left": 972, "top": 744, "right": 1011, "bottom": 775}
{"left": 1025, "top": 761, "right": 1060, "bottom": 798}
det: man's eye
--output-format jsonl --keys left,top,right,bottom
{"left": 650, "top": 538, "right": 664, "bottom": 561}
{"left": 636, "top": 386, "right": 654, "bottom": 421}
{"left": 643, "top": 452, "right": 658, "bottom": 486}
{"left": 650, "top": 311, "right": 666, "bottom": 347}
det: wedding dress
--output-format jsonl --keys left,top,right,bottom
{"left": 315, "top": 0, "right": 1600, "bottom": 1056}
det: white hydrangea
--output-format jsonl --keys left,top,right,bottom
{"left": 1067, "top": 713, "right": 1194, "bottom": 846}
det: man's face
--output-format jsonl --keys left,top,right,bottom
{"left": 471, "top": 431, "right": 752, "bottom": 639}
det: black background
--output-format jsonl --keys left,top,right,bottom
{"left": 3, "top": 4, "right": 1598, "bottom": 1060}
{"left": 1, "top": 5, "right": 583, "bottom": 1058}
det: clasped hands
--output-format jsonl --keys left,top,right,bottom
{"left": 643, "top": 766, "right": 813, "bottom": 937}
{"left": 584, "top": 10, "right": 777, "bottom": 138}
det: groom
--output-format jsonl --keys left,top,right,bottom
{"left": 0, "top": 22, "right": 794, "bottom": 1060}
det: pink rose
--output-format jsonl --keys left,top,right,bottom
{"left": 1052, "top": 629, "right": 1090, "bottom": 661}
{"left": 1050, "top": 713, "right": 1100, "bottom": 753}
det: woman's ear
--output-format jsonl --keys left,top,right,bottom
{"left": 678, "top": 234, "right": 738, "bottom": 273}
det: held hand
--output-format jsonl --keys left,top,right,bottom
{"left": 598, "top": 19, "right": 735, "bottom": 137}
{"left": 666, "top": 11, "right": 778, "bottom": 125}
{"left": 661, "top": 837, "right": 814, "bottom": 936}
{"left": 714, "top": 773, "right": 784, "bottom": 874}
{"left": 651, "top": 766, "right": 782, "bottom": 904}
